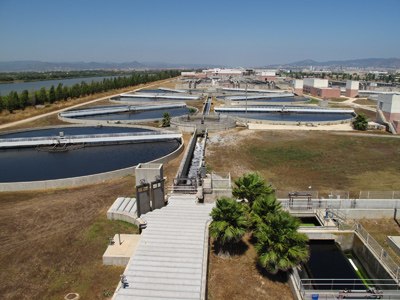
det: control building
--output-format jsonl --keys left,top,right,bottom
{"left": 345, "top": 80, "right": 359, "bottom": 97}
{"left": 303, "top": 78, "right": 341, "bottom": 98}
{"left": 292, "top": 79, "right": 303, "bottom": 96}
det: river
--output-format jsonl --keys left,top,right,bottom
{"left": 0, "top": 76, "right": 122, "bottom": 95}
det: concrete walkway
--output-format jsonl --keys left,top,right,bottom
{"left": 114, "top": 195, "right": 214, "bottom": 300}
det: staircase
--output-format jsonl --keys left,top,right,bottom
{"left": 113, "top": 195, "right": 214, "bottom": 300}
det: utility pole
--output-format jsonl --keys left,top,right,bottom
{"left": 245, "top": 82, "right": 248, "bottom": 127}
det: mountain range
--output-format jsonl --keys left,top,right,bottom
{"left": 1, "top": 58, "right": 399, "bottom": 72}
{"left": 0, "top": 61, "right": 227, "bottom": 72}
{"left": 267, "top": 58, "right": 400, "bottom": 69}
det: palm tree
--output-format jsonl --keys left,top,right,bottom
{"left": 353, "top": 113, "right": 368, "bottom": 131}
{"left": 254, "top": 211, "right": 309, "bottom": 274}
{"left": 249, "top": 193, "right": 281, "bottom": 229}
{"left": 162, "top": 111, "right": 171, "bottom": 127}
{"left": 209, "top": 197, "right": 248, "bottom": 248}
{"left": 232, "top": 172, "right": 274, "bottom": 208}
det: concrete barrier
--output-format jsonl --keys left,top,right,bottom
{"left": 0, "top": 137, "right": 184, "bottom": 192}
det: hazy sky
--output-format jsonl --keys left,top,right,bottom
{"left": 0, "top": 0, "right": 399, "bottom": 67}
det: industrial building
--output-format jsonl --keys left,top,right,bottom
{"left": 255, "top": 70, "right": 276, "bottom": 82}
{"left": 377, "top": 93, "right": 400, "bottom": 132}
{"left": 302, "top": 78, "right": 341, "bottom": 98}
{"left": 345, "top": 80, "right": 359, "bottom": 97}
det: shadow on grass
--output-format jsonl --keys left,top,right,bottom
{"left": 255, "top": 263, "right": 289, "bottom": 283}
{"left": 212, "top": 239, "right": 249, "bottom": 258}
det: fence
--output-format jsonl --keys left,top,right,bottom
{"left": 354, "top": 222, "right": 400, "bottom": 280}
{"left": 359, "top": 191, "right": 400, "bottom": 200}
{"left": 277, "top": 190, "right": 400, "bottom": 201}
{"left": 211, "top": 172, "right": 231, "bottom": 190}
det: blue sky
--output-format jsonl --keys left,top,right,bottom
{"left": 0, "top": 0, "right": 399, "bottom": 67}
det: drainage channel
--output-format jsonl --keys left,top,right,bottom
{"left": 171, "top": 129, "right": 208, "bottom": 195}
{"left": 202, "top": 97, "right": 212, "bottom": 115}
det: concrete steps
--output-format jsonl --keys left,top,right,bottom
{"left": 113, "top": 196, "right": 214, "bottom": 300}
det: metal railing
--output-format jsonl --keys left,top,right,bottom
{"left": 354, "top": 222, "right": 400, "bottom": 280}
{"left": 293, "top": 267, "right": 400, "bottom": 300}
{"left": 211, "top": 172, "right": 231, "bottom": 190}
{"left": 359, "top": 191, "right": 400, "bottom": 200}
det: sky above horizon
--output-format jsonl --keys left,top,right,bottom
{"left": 0, "top": 0, "right": 399, "bottom": 67}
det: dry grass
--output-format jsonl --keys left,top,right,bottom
{"left": 353, "top": 98, "right": 377, "bottom": 106}
{"left": 0, "top": 176, "right": 137, "bottom": 300}
{"left": 329, "top": 97, "right": 349, "bottom": 102}
{"left": 354, "top": 107, "right": 376, "bottom": 120}
{"left": 205, "top": 129, "right": 400, "bottom": 197}
{"left": 358, "top": 218, "right": 400, "bottom": 267}
{"left": 207, "top": 233, "right": 294, "bottom": 300}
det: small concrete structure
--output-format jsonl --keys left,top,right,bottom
{"left": 387, "top": 236, "right": 400, "bottom": 257}
{"left": 345, "top": 80, "right": 359, "bottom": 97}
{"left": 377, "top": 94, "right": 400, "bottom": 132}
{"left": 103, "top": 234, "right": 142, "bottom": 266}
{"left": 292, "top": 79, "right": 303, "bottom": 96}
{"left": 107, "top": 197, "right": 138, "bottom": 224}
{"left": 135, "top": 163, "right": 163, "bottom": 186}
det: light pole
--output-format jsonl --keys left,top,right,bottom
{"left": 245, "top": 82, "right": 248, "bottom": 127}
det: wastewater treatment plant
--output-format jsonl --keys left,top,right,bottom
{"left": 1, "top": 74, "right": 400, "bottom": 300}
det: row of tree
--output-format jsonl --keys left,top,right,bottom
{"left": 0, "top": 70, "right": 180, "bottom": 113}
{"left": 209, "top": 173, "right": 309, "bottom": 274}
{"left": 0, "top": 70, "right": 133, "bottom": 83}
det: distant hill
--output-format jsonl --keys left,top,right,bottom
{"left": 0, "top": 60, "right": 228, "bottom": 72}
{"left": 0, "top": 60, "right": 147, "bottom": 72}
{"left": 142, "top": 62, "right": 228, "bottom": 69}
{"left": 266, "top": 58, "right": 400, "bottom": 69}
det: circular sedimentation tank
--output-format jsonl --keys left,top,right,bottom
{"left": 0, "top": 126, "right": 181, "bottom": 183}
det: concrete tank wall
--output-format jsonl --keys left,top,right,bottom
{"left": 0, "top": 137, "right": 184, "bottom": 192}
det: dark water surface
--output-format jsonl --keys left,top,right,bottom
{"left": 221, "top": 112, "right": 354, "bottom": 122}
{"left": 0, "top": 126, "right": 179, "bottom": 182}
{"left": 75, "top": 108, "right": 190, "bottom": 121}
{"left": 0, "top": 76, "right": 117, "bottom": 94}
{"left": 305, "top": 240, "right": 362, "bottom": 290}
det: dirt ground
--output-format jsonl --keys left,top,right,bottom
{"left": 207, "top": 233, "right": 294, "bottom": 300}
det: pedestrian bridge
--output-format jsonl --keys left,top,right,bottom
{"left": 0, "top": 131, "right": 182, "bottom": 148}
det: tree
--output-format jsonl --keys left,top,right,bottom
{"left": 19, "top": 90, "right": 30, "bottom": 109}
{"left": 162, "top": 111, "right": 171, "bottom": 127}
{"left": 6, "top": 91, "right": 19, "bottom": 113}
{"left": 209, "top": 197, "right": 248, "bottom": 255}
{"left": 232, "top": 172, "right": 274, "bottom": 208}
{"left": 353, "top": 113, "right": 368, "bottom": 131}
{"left": 250, "top": 193, "right": 282, "bottom": 228}
{"left": 56, "top": 83, "right": 63, "bottom": 101}
{"left": 254, "top": 211, "right": 309, "bottom": 274}
{"left": 49, "top": 85, "right": 56, "bottom": 103}
{"left": 38, "top": 87, "right": 48, "bottom": 104}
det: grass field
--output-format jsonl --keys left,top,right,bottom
{"left": 205, "top": 128, "right": 400, "bottom": 197}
